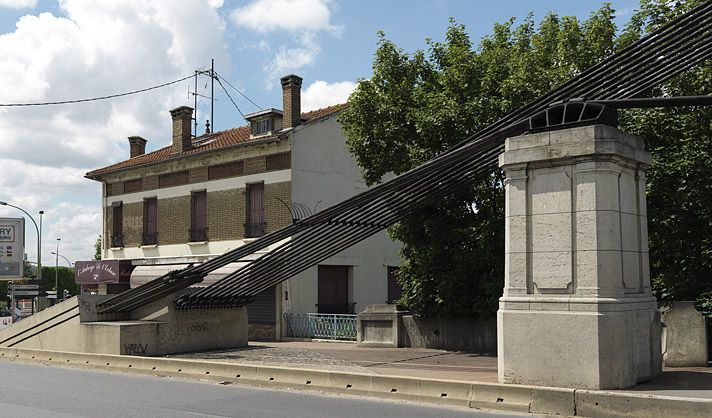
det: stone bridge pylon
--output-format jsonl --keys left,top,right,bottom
{"left": 498, "top": 124, "right": 660, "bottom": 390}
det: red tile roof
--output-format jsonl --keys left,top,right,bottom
{"left": 86, "top": 103, "right": 346, "bottom": 178}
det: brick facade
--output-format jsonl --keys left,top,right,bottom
{"left": 102, "top": 142, "right": 294, "bottom": 248}
{"left": 189, "top": 166, "right": 208, "bottom": 183}
{"left": 122, "top": 202, "right": 143, "bottom": 247}
{"left": 265, "top": 181, "right": 292, "bottom": 233}
{"left": 158, "top": 196, "right": 191, "bottom": 244}
{"left": 244, "top": 156, "right": 266, "bottom": 175}
{"left": 144, "top": 175, "right": 158, "bottom": 190}
{"left": 207, "top": 188, "right": 245, "bottom": 242}
{"left": 105, "top": 153, "right": 290, "bottom": 195}
{"left": 104, "top": 210, "right": 111, "bottom": 249}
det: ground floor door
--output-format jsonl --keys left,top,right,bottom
{"left": 318, "top": 265, "right": 350, "bottom": 314}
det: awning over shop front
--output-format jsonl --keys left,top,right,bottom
{"left": 130, "top": 262, "right": 249, "bottom": 288}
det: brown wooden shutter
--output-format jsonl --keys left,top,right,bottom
{"left": 112, "top": 203, "right": 123, "bottom": 237}
{"left": 143, "top": 198, "right": 157, "bottom": 243}
{"left": 247, "top": 183, "right": 264, "bottom": 226}
{"left": 192, "top": 191, "right": 207, "bottom": 230}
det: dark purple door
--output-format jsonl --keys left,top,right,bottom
{"left": 318, "top": 265, "right": 349, "bottom": 314}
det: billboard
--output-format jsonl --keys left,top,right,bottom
{"left": 75, "top": 259, "right": 134, "bottom": 284}
{"left": 0, "top": 217, "right": 24, "bottom": 280}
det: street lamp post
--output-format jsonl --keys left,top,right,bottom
{"left": 51, "top": 251, "right": 72, "bottom": 268}
{"left": 55, "top": 238, "right": 60, "bottom": 295}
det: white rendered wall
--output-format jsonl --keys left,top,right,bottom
{"left": 288, "top": 114, "right": 401, "bottom": 315}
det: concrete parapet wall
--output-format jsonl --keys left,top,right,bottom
{"left": 661, "top": 301, "right": 709, "bottom": 367}
{"left": 0, "top": 296, "right": 80, "bottom": 350}
{"left": 357, "top": 305, "right": 496, "bottom": 352}
{"left": 357, "top": 304, "right": 408, "bottom": 348}
{"left": 401, "top": 316, "right": 496, "bottom": 352}
{"left": 1, "top": 346, "right": 710, "bottom": 417}
{"left": 1, "top": 294, "right": 248, "bottom": 355}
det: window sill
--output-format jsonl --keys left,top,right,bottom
{"left": 187, "top": 241, "right": 208, "bottom": 246}
{"left": 140, "top": 244, "right": 158, "bottom": 249}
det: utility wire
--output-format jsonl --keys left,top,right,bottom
{"left": 214, "top": 71, "right": 263, "bottom": 110}
{"left": 214, "top": 76, "right": 246, "bottom": 119}
{"left": 0, "top": 75, "right": 195, "bottom": 107}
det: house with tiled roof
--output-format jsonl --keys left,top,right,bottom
{"left": 82, "top": 74, "right": 401, "bottom": 340}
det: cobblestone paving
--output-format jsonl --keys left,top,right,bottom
{"left": 168, "top": 344, "right": 375, "bottom": 374}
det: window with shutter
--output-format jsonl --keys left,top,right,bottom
{"left": 143, "top": 198, "right": 158, "bottom": 245}
{"left": 111, "top": 202, "right": 123, "bottom": 247}
{"left": 190, "top": 191, "right": 208, "bottom": 241}
{"left": 245, "top": 183, "right": 265, "bottom": 237}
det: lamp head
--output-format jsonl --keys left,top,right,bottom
{"left": 39, "top": 210, "right": 44, "bottom": 214}
{"left": 0, "top": 201, "right": 7, "bottom": 205}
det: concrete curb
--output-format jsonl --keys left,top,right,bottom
{"left": 1, "top": 346, "right": 710, "bottom": 417}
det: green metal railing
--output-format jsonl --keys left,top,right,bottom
{"left": 283, "top": 313, "right": 357, "bottom": 340}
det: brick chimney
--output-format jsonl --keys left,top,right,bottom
{"left": 281, "top": 74, "right": 303, "bottom": 129}
{"left": 170, "top": 106, "right": 193, "bottom": 154}
{"left": 128, "top": 136, "right": 147, "bottom": 158}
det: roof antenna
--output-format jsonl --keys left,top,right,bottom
{"left": 211, "top": 59, "right": 215, "bottom": 132}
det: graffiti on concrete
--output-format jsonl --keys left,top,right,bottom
{"left": 156, "top": 321, "right": 209, "bottom": 347}
{"left": 123, "top": 343, "right": 148, "bottom": 355}
{"left": 190, "top": 322, "right": 208, "bottom": 332}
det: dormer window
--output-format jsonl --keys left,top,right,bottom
{"left": 244, "top": 108, "right": 283, "bottom": 138}
{"left": 253, "top": 118, "right": 272, "bottom": 136}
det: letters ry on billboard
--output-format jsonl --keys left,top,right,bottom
{"left": 0, "top": 217, "right": 25, "bottom": 280}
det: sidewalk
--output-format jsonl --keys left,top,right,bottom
{"left": 171, "top": 340, "right": 712, "bottom": 399}
{"left": 173, "top": 340, "right": 499, "bottom": 382}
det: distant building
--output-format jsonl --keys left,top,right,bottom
{"left": 83, "top": 74, "right": 401, "bottom": 339}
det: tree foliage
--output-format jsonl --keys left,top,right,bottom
{"left": 617, "top": 0, "right": 712, "bottom": 306}
{"left": 340, "top": 8, "right": 617, "bottom": 317}
{"left": 40, "top": 266, "right": 79, "bottom": 297}
{"left": 340, "top": 0, "right": 712, "bottom": 317}
{"left": 94, "top": 235, "right": 102, "bottom": 260}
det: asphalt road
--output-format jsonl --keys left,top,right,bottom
{"left": 0, "top": 361, "right": 531, "bottom": 418}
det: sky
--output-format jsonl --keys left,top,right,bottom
{"left": 0, "top": 0, "right": 638, "bottom": 266}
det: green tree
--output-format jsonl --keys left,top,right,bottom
{"left": 616, "top": 0, "right": 712, "bottom": 308}
{"left": 340, "top": 0, "right": 712, "bottom": 316}
{"left": 340, "top": 8, "right": 618, "bottom": 317}
{"left": 94, "top": 235, "right": 102, "bottom": 260}
{"left": 40, "top": 266, "right": 79, "bottom": 298}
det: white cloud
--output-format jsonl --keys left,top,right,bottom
{"left": 301, "top": 79, "right": 354, "bottom": 111}
{"left": 230, "top": 0, "right": 339, "bottom": 34}
{"left": 0, "top": 0, "right": 228, "bottom": 262}
{"left": 0, "top": 0, "right": 37, "bottom": 9}
{"left": 230, "top": 0, "right": 341, "bottom": 86}
{"left": 265, "top": 32, "right": 321, "bottom": 83}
